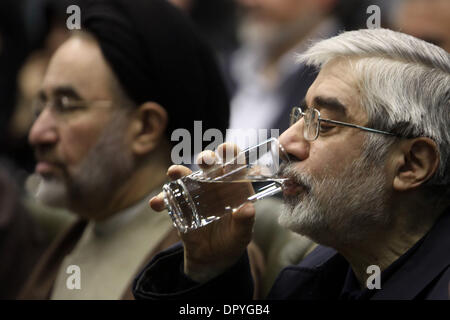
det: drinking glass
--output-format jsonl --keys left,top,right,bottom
{"left": 163, "top": 138, "right": 289, "bottom": 233}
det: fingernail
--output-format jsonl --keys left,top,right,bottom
{"left": 167, "top": 165, "right": 178, "bottom": 174}
{"left": 202, "top": 153, "right": 216, "bottom": 165}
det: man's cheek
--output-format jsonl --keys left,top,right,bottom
{"left": 60, "top": 140, "right": 93, "bottom": 173}
{"left": 311, "top": 155, "right": 350, "bottom": 179}
{"left": 61, "top": 124, "right": 104, "bottom": 163}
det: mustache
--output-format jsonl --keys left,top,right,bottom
{"left": 34, "top": 148, "right": 64, "bottom": 168}
{"left": 279, "top": 163, "right": 313, "bottom": 192}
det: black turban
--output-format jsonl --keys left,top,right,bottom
{"left": 81, "top": 0, "right": 229, "bottom": 144}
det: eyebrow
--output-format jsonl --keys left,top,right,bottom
{"left": 37, "top": 86, "right": 82, "bottom": 101}
{"left": 53, "top": 86, "right": 82, "bottom": 100}
{"left": 312, "top": 96, "right": 348, "bottom": 117}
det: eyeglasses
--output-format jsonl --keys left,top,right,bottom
{"left": 32, "top": 96, "right": 112, "bottom": 120}
{"left": 289, "top": 106, "right": 397, "bottom": 141}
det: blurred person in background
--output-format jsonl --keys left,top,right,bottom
{"left": 7, "top": 0, "right": 80, "bottom": 176}
{"left": 168, "top": 0, "right": 239, "bottom": 57}
{"left": 0, "top": 0, "right": 29, "bottom": 173}
{"left": 392, "top": 0, "right": 450, "bottom": 52}
{"left": 0, "top": 0, "right": 53, "bottom": 299}
{"left": 168, "top": 0, "right": 240, "bottom": 94}
{"left": 18, "top": 0, "right": 231, "bottom": 299}
{"left": 226, "top": 0, "right": 386, "bottom": 148}
{"left": 227, "top": 0, "right": 341, "bottom": 147}
{"left": 1, "top": 0, "right": 80, "bottom": 178}
{"left": 12, "top": 1, "right": 81, "bottom": 247}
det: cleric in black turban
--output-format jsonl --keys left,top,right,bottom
{"left": 81, "top": 0, "right": 230, "bottom": 143}
{"left": 19, "top": 0, "right": 231, "bottom": 300}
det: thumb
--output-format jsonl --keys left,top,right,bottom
{"left": 231, "top": 202, "right": 255, "bottom": 238}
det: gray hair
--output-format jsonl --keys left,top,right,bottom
{"left": 297, "top": 28, "right": 450, "bottom": 190}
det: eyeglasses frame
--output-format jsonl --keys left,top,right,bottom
{"left": 32, "top": 96, "right": 112, "bottom": 120}
{"left": 290, "top": 106, "right": 397, "bottom": 141}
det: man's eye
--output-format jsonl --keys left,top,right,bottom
{"left": 319, "top": 124, "right": 335, "bottom": 133}
{"left": 55, "top": 98, "right": 84, "bottom": 112}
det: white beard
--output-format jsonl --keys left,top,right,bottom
{"left": 35, "top": 176, "right": 68, "bottom": 208}
{"left": 278, "top": 158, "right": 391, "bottom": 247}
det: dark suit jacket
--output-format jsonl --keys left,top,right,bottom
{"left": 133, "top": 208, "right": 450, "bottom": 300}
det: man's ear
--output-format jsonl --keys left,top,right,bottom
{"left": 129, "top": 102, "right": 168, "bottom": 155}
{"left": 393, "top": 137, "right": 439, "bottom": 191}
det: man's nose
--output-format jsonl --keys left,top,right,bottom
{"left": 279, "top": 120, "right": 310, "bottom": 162}
{"left": 28, "top": 108, "right": 59, "bottom": 147}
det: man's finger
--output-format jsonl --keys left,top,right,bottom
{"left": 196, "top": 150, "right": 219, "bottom": 170}
{"left": 167, "top": 165, "right": 192, "bottom": 180}
{"left": 149, "top": 192, "right": 166, "bottom": 212}
{"left": 217, "top": 143, "right": 241, "bottom": 162}
{"left": 232, "top": 202, "right": 256, "bottom": 221}
{"left": 231, "top": 202, "right": 256, "bottom": 240}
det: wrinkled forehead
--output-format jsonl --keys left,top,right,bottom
{"left": 305, "top": 58, "right": 367, "bottom": 124}
{"left": 41, "top": 35, "right": 117, "bottom": 101}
